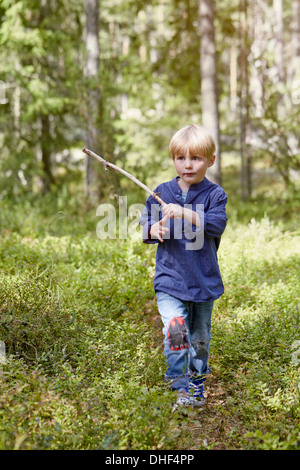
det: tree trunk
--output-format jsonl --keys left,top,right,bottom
{"left": 38, "top": 0, "right": 54, "bottom": 194}
{"left": 273, "top": 0, "right": 284, "bottom": 84}
{"left": 229, "top": 40, "right": 238, "bottom": 114}
{"left": 290, "top": 0, "right": 300, "bottom": 82}
{"left": 85, "top": 0, "right": 100, "bottom": 200}
{"left": 40, "top": 114, "right": 54, "bottom": 194}
{"left": 273, "top": 0, "right": 285, "bottom": 115}
{"left": 239, "top": 0, "right": 251, "bottom": 200}
{"left": 251, "top": 0, "right": 265, "bottom": 119}
{"left": 199, "top": 0, "right": 221, "bottom": 185}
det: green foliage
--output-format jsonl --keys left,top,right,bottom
{"left": 0, "top": 0, "right": 299, "bottom": 204}
{"left": 0, "top": 0, "right": 299, "bottom": 451}
{"left": 0, "top": 0, "right": 84, "bottom": 196}
{"left": 211, "top": 216, "right": 300, "bottom": 449}
{"left": 0, "top": 196, "right": 181, "bottom": 449}
{"left": 0, "top": 266, "right": 75, "bottom": 364}
{"left": 0, "top": 188, "right": 299, "bottom": 450}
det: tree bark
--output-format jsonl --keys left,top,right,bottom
{"left": 290, "top": 0, "right": 300, "bottom": 82}
{"left": 40, "top": 114, "right": 54, "bottom": 194}
{"left": 199, "top": 0, "right": 221, "bottom": 185}
{"left": 273, "top": 0, "right": 285, "bottom": 115}
{"left": 251, "top": 0, "right": 265, "bottom": 119}
{"left": 239, "top": 0, "right": 251, "bottom": 200}
{"left": 273, "top": 0, "right": 285, "bottom": 85}
{"left": 229, "top": 40, "right": 238, "bottom": 114}
{"left": 38, "top": 1, "right": 54, "bottom": 194}
{"left": 85, "top": 0, "right": 100, "bottom": 200}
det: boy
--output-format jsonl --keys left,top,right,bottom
{"left": 140, "top": 124, "right": 227, "bottom": 408}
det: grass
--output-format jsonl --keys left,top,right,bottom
{"left": 0, "top": 166, "right": 299, "bottom": 450}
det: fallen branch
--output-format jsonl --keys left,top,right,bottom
{"left": 82, "top": 148, "right": 166, "bottom": 206}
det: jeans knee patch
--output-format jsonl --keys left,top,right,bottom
{"left": 167, "top": 317, "right": 189, "bottom": 351}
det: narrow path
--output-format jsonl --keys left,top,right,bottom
{"left": 146, "top": 298, "right": 247, "bottom": 450}
{"left": 177, "top": 374, "right": 247, "bottom": 450}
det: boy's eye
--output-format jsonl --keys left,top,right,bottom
{"left": 175, "top": 154, "right": 203, "bottom": 161}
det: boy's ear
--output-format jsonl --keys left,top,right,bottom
{"left": 208, "top": 154, "right": 216, "bottom": 167}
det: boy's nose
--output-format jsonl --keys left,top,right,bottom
{"left": 185, "top": 158, "right": 193, "bottom": 168}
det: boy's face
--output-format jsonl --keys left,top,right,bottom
{"left": 173, "top": 149, "right": 215, "bottom": 187}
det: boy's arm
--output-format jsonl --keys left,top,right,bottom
{"left": 149, "top": 214, "right": 169, "bottom": 242}
{"left": 140, "top": 186, "right": 227, "bottom": 243}
{"left": 162, "top": 204, "right": 200, "bottom": 227}
{"left": 139, "top": 197, "right": 166, "bottom": 244}
{"left": 162, "top": 187, "right": 227, "bottom": 237}
{"left": 204, "top": 189, "right": 227, "bottom": 238}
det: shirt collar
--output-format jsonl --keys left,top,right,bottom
{"left": 171, "top": 176, "right": 209, "bottom": 193}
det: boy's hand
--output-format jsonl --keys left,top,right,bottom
{"left": 150, "top": 214, "right": 169, "bottom": 242}
{"left": 162, "top": 203, "right": 183, "bottom": 220}
{"left": 163, "top": 203, "right": 201, "bottom": 227}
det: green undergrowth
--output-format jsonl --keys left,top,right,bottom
{"left": 210, "top": 217, "right": 300, "bottom": 449}
{"left": 0, "top": 193, "right": 299, "bottom": 450}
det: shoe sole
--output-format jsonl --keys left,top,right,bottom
{"left": 173, "top": 398, "right": 205, "bottom": 411}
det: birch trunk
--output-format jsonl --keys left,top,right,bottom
{"left": 273, "top": 0, "right": 285, "bottom": 115}
{"left": 199, "top": 0, "right": 221, "bottom": 185}
{"left": 239, "top": 0, "right": 252, "bottom": 200}
{"left": 85, "top": 0, "right": 100, "bottom": 199}
{"left": 290, "top": 0, "right": 300, "bottom": 82}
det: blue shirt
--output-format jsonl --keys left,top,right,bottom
{"left": 140, "top": 177, "right": 228, "bottom": 302}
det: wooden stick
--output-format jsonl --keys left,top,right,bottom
{"left": 82, "top": 148, "right": 166, "bottom": 206}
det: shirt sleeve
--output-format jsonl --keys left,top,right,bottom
{"left": 139, "top": 196, "right": 161, "bottom": 244}
{"left": 203, "top": 187, "right": 228, "bottom": 238}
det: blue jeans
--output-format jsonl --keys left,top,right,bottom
{"left": 156, "top": 291, "right": 214, "bottom": 390}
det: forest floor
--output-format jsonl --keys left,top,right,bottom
{"left": 1, "top": 171, "right": 299, "bottom": 450}
{"left": 179, "top": 375, "right": 247, "bottom": 450}
{"left": 146, "top": 301, "right": 248, "bottom": 451}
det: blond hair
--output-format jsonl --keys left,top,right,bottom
{"left": 169, "top": 125, "right": 216, "bottom": 160}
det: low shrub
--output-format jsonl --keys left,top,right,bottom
{"left": 0, "top": 195, "right": 299, "bottom": 450}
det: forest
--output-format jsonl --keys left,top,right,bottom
{"left": 0, "top": 0, "right": 299, "bottom": 451}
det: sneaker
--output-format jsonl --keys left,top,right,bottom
{"left": 174, "top": 388, "right": 191, "bottom": 407}
{"left": 173, "top": 387, "right": 205, "bottom": 410}
{"left": 189, "top": 381, "right": 205, "bottom": 406}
